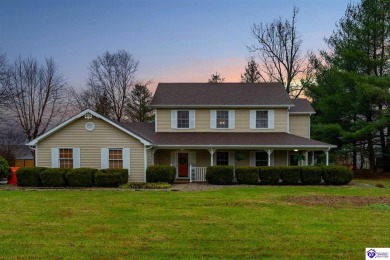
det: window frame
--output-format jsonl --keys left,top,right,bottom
{"left": 216, "top": 110, "right": 229, "bottom": 129}
{"left": 59, "top": 148, "right": 73, "bottom": 169}
{"left": 177, "top": 110, "right": 190, "bottom": 129}
{"left": 255, "top": 151, "right": 268, "bottom": 166}
{"left": 109, "top": 148, "right": 123, "bottom": 169}
{"left": 256, "top": 111, "right": 268, "bottom": 129}
{"left": 216, "top": 151, "right": 229, "bottom": 166}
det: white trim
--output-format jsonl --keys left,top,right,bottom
{"left": 249, "top": 110, "right": 274, "bottom": 129}
{"left": 27, "top": 109, "right": 151, "bottom": 146}
{"left": 144, "top": 146, "right": 147, "bottom": 182}
{"left": 171, "top": 110, "right": 177, "bottom": 129}
{"left": 155, "top": 144, "right": 336, "bottom": 149}
{"left": 35, "top": 144, "right": 38, "bottom": 167}
{"left": 123, "top": 148, "right": 131, "bottom": 178}
{"left": 101, "top": 148, "right": 109, "bottom": 169}
{"left": 289, "top": 112, "right": 315, "bottom": 115}
{"left": 250, "top": 110, "right": 256, "bottom": 129}
{"left": 189, "top": 110, "right": 195, "bottom": 129}
{"left": 308, "top": 115, "right": 311, "bottom": 138}
{"left": 210, "top": 110, "right": 216, "bottom": 129}
{"left": 287, "top": 109, "right": 290, "bottom": 133}
{"left": 51, "top": 148, "right": 59, "bottom": 168}
{"left": 268, "top": 110, "right": 275, "bottom": 129}
{"left": 155, "top": 109, "right": 158, "bottom": 132}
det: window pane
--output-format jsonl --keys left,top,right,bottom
{"left": 256, "top": 111, "right": 268, "bottom": 128}
{"left": 217, "top": 110, "right": 229, "bottom": 128}
{"left": 256, "top": 152, "right": 268, "bottom": 166}
{"left": 59, "top": 148, "right": 73, "bottom": 169}
{"left": 177, "top": 111, "right": 189, "bottom": 128}
{"left": 217, "top": 152, "right": 229, "bottom": 165}
{"left": 109, "top": 149, "right": 123, "bottom": 169}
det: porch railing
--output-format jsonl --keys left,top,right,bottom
{"left": 189, "top": 165, "right": 207, "bottom": 182}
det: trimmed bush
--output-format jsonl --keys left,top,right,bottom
{"left": 146, "top": 165, "right": 176, "bottom": 184}
{"left": 16, "top": 167, "right": 47, "bottom": 186}
{"left": 280, "top": 166, "right": 300, "bottom": 185}
{"left": 94, "top": 169, "right": 128, "bottom": 187}
{"left": 300, "top": 166, "right": 322, "bottom": 185}
{"left": 235, "top": 167, "right": 259, "bottom": 184}
{"left": 259, "top": 166, "right": 281, "bottom": 185}
{"left": 322, "top": 165, "right": 353, "bottom": 185}
{"left": 205, "top": 166, "right": 234, "bottom": 185}
{"left": 0, "top": 156, "right": 11, "bottom": 179}
{"left": 40, "top": 168, "right": 68, "bottom": 187}
{"left": 66, "top": 168, "right": 97, "bottom": 187}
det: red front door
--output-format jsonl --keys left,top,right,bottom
{"left": 178, "top": 153, "right": 189, "bottom": 178}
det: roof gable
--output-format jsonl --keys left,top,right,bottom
{"left": 151, "top": 83, "right": 294, "bottom": 107}
{"left": 27, "top": 109, "right": 151, "bottom": 146}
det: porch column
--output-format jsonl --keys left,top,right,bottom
{"left": 208, "top": 148, "right": 215, "bottom": 166}
{"left": 266, "top": 149, "right": 273, "bottom": 166}
{"left": 311, "top": 152, "right": 315, "bottom": 166}
{"left": 325, "top": 150, "right": 329, "bottom": 166}
{"left": 304, "top": 151, "right": 308, "bottom": 166}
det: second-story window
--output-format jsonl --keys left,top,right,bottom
{"left": 256, "top": 111, "right": 268, "bottom": 128}
{"left": 177, "top": 111, "right": 190, "bottom": 128}
{"left": 216, "top": 110, "right": 229, "bottom": 128}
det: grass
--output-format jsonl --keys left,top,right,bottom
{"left": 0, "top": 179, "right": 389, "bottom": 259}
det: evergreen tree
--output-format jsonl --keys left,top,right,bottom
{"left": 241, "top": 57, "right": 263, "bottom": 83}
{"left": 127, "top": 83, "right": 154, "bottom": 122}
{"left": 208, "top": 72, "right": 225, "bottom": 83}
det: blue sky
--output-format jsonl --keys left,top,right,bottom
{"left": 0, "top": 0, "right": 355, "bottom": 91}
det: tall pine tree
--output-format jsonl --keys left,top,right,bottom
{"left": 241, "top": 57, "right": 263, "bottom": 83}
{"left": 127, "top": 83, "right": 154, "bottom": 122}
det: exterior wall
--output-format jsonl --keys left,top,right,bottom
{"left": 154, "top": 149, "right": 172, "bottom": 166}
{"left": 274, "top": 150, "right": 288, "bottom": 166}
{"left": 156, "top": 108, "right": 288, "bottom": 132}
{"left": 289, "top": 114, "right": 310, "bottom": 138}
{"left": 37, "top": 117, "right": 146, "bottom": 182}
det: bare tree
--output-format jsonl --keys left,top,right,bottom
{"left": 0, "top": 52, "right": 8, "bottom": 107}
{"left": 69, "top": 85, "right": 112, "bottom": 117}
{"left": 5, "top": 56, "right": 68, "bottom": 142}
{"left": 127, "top": 82, "right": 154, "bottom": 122}
{"left": 208, "top": 72, "right": 225, "bottom": 83}
{"left": 87, "top": 50, "right": 139, "bottom": 122}
{"left": 249, "top": 7, "right": 306, "bottom": 97}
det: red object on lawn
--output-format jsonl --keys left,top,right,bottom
{"left": 8, "top": 167, "right": 19, "bottom": 185}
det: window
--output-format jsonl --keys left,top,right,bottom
{"left": 109, "top": 149, "right": 123, "bottom": 169}
{"left": 250, "top": 110, "right": 274, "bottom": 129}
{"left": 59, "top": 148, "right": 73, "bottom": 169}
{"left": 256, "top": 111, "right": 268, "bottom": 128}
{"left": 216, "top": 152, "right": 229, "bottom": 165}
{"left": 256, "top": 152, "right": 268, "bottom": 166}
{"left": 217, "top": 110, "right": 229, "bottom": 128}
{"left": 290, "top": 154, "right": 299, "bottom": 166}
{"left": 177, "top": 110, "right": 189, "bottom": 128}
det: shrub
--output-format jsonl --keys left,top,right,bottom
{"left": 16, "top": 167, "right": 47, "bottom": 186}
{"left": 40, "top": 168, "right": 68, "bottom": 187}
{"left": 94, "top": 169, "right": 128, "bottom": 187}
{"left": 205, "top": 166, "right": 234, "bottom": 185}
{"left": 66, "top": 168, "right": 97, "bottom": 187}
{"left": 120, "top": 182, "right": 172, "bottom": 189}
{"left": 146, "top": 165, "right": 176, "bottom": 184}
{"left": 0, "top": 156, "right": 11, "bottom": 179}
{"left": 259, "top": 166, "right": 281, "bottom": 185}
{"left": 280, "top": 166, "right": 300, "bottom": 185}
{"left": 300, "top": 166, "right": 322, "bottom": 185}
{"left": 235, "top": 167, "right": 259, "bottom": 184}
{"left": 322, "top": 165, "right": 353, "bottom": 185}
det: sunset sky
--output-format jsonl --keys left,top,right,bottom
{"left": 1, "top": 0, "right": 356, "bottom": 92}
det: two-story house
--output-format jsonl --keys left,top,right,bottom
{"left": 27, "top": 82, "right": 336, "bottom": 182}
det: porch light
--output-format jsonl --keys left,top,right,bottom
{"left": 294, "top": 149, "right": 298, "bottom": 152}
{"left": 84, "top": 112, "right": 93, "bottom": 120}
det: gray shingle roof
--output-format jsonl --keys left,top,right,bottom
{"left": 289, "top": 99, "right": 315, "bottom": 114}
{"left": 151, "top": 83, "right": 294, "bottom": 107}
{"left": 119, "top": 122, "right": 335, "bottom": 148}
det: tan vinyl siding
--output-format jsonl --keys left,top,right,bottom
{"left": 195, "top": 150, "right": 210, "bottom": 167}
{"left": 37, "top": 117, "right": 146, "bottom": 182}
{"left": 154, "top": 150, "right": 172, "bottom": 166}
{"left": 147, "top": 149, "right": 154, "bottom": 167}
{"left": 156, "top": 108, "right": 288, "bottom": 132}
{"left": 289, "top": 115, "right": 310, "bottom": 138}
{"left": 273, "top": 150, "right": 288, "bottom": 166}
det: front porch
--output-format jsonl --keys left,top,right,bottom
{"left": 151, "top": 148, "right": 330, "bottom": 182}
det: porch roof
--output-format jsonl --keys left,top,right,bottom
{"left": 120, "top": 123, "right": 336, "bottom": 149}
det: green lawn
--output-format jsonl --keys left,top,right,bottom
{"left": 1, "top": 179, "right": 389, "bottom": 259}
